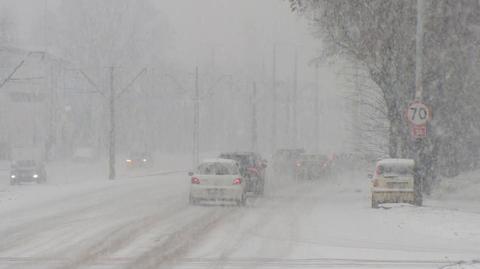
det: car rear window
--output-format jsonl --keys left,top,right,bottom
{"left": 15, "top": 160, "right": 36, "bottom": 167}
{"left": 378, "top": 165, "right": 413, "bottom": 176}
{"left": 219, "top": 154, "right": 254, "bottom": 167}
{"left": 197, "top": 163, "right": 239, "bottom": 175}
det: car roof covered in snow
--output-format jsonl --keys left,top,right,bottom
{"left": 201, "top": 158, "right": 237, "bottom": 164}
{"left": 376, "top": 158, "right": 414, "bottom": 166}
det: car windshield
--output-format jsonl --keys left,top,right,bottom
{"left": 14, "top": 160, "right": 36, "bottom": 167}
{"left": 197, "top": 162, "right": 238, "bottom": 175}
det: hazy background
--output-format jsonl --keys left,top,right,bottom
{"left": 0, "top": 0, "right": 352, "bottom": 160}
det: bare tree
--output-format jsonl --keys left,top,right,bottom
{"left": 291, "top": 0, "right": 480, "bottom": 190}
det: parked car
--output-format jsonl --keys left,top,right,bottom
{"left": 218, "top": 152, "right": 267, "bottom": 195}
{"left": 125, "top": 151, "right": 153, "bottom": 169}
{"left": 189, "top": 159, "right": 246, "bottom": 206}
{"left": 295, "top": 153, "right": 332, "bottom": 180}
{"left": 10, "top": 159, "right": 47, "bottom": 185}
{"left": 273, "top": 148, "right": 305, "bottom": 178}
{"left": 370, "top": 158, "right": 422, "bottom": 208}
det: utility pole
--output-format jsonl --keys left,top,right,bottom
{"left": 314, "top": 62, "right": 320, "bottom": 153}
{"left": 352, "top": 63, "right": 361, "bottom": 154}
{"left": 251, "top": 81, "right": 258, "bottom": 152}
{"left": 193, "top": 66, "right": 200, "bottom": 168}
{"left": 292, "top": 49, "right": 298, "bottom": 148}
{"left": 271, "top": 44, "right": 277, "bottom": 153}
{"left": 414, "top": 0, "right": 425, "bottom": 201}
{"left": 108, "top": 66, "right": 116, "bottom": 180}
{"left": 77, "top": 67, "right": 145, "bottom": 180}
{"left": 415, "top": 0, "right": 424, "bottom": 101}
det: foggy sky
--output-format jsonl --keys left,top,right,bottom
{"left": 1, "top": 0, "right": 351, "bottom": 153}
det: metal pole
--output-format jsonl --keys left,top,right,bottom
{"left": 271, "top": 44, "right": 277, "bottom": 153}
{"left": 415, "top": 0, "right": 424, "bottom": 101}
{"left": 353, "top": 63, "right": 361, "bottom": 153}
{"left": 251, "top": 81, "right": 258, "bottom": 152}
{"left": 314, "top": 63, "right": 319, "bottom": 152}
{"left": 108, "top": 66, "right": 116, "bottom": 180}
{"left": 193, "top": 66, "right": 200, "bottom": 168}
{"left": 414, "top": 0, "right": 425, "bottom": 203}
{"left": 292, "top": 49, "right": 298, "bottom": 148}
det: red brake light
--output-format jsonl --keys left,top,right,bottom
{"left": 191, "top": 177, "right": 200, "bottom": 184}
{"left": 233, "top": 178, "right": 242, "bottom": 185}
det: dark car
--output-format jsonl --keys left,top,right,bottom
{"left": 10, "top": 160, "right": 47, "bottom": 185}
{"left": 218, "top": 152, "right": 267, "bottom": 195}
{"left": 295, "top": 154, "right": 333, "bottom": 180}
{"left": 125, "top": 152, "right": 153, "bottom": 169}
{"left": 273, "top": 148, "right": 305, "bottom": 178}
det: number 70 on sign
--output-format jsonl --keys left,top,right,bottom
{"left": 405, "top": 101, "right": 431, "bottom": 125}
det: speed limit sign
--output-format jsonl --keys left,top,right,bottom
{"left": 406, "top": 101, "right": 431, "bottom": 125}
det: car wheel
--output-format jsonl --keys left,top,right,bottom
{"left": 255, "top": 181, "right": 265, "bottom": 195}
{"left": 371, "top": 197, "right": 379, "bottom": 208}
{"left": 237, "top": 193, "right": 246, "bottom": 206}
{"left": 189, "top": 195, "right": 198, "bottom": 205}
{"left": 414, "top": 195, "right": 423, "bottom": 207}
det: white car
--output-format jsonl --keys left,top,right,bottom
{"left": 370, "top": 158, "right": 421, "bottom": 208}
{"left": 189, "top": 159, "right": 246, "bottom": 206}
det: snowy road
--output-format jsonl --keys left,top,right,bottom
{"left": 0, "top": 165, "right": 479, "bottom": 269}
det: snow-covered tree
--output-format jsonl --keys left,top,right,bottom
{"left": 291, "top": 0, "right": 480, "bottom": 185}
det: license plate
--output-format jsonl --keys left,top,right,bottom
{"left": 208, "top": 189, "right": 218, "bottom": 195}
{"left": 387, "top": 182, "right": 408, "bottom": 188}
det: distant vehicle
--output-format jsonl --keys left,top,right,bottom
{"left": 189, "top": 159, "right": 246, "bottom": 206}
{"left": 125, "top": 151, "right": 153, "bottom": 169}
{"left": 72, "top": 147, "right": 97, "bottom": 162}
{"left": 295, "top": 153, "right": 333, "bottom": 180}
{"left": 10, "top": 159, "right": 47, "bottom": 185}
{"left": 370, "top": 158, "right": 422, "bottom": 208}
{"left": 218, "top": 152, "right": 267, "bottom": 195}
{"left": 273, "top": 148, "right": 305, "bottom": 177}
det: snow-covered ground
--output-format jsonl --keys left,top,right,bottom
{"left": 0, "top": 159, "right": 479, "bottom": 269}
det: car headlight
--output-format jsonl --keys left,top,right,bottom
{"left": 142, "top": 159, "right": 147, "bottom": 162}
{"left": 10, "top": 174, "right": 16, "bottom": 179}
{"left": 33, "top": 174, "right": 39, "bottom": 178}
{"left": 126, "top": 159, "right": 132, "bottom": 163}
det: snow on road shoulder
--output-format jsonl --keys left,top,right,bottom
{"left": 428, "top": 169, "right": 480, "bottom": 213}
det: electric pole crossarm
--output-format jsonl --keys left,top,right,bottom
{"left": 0, "top": 60, "right": 25, "bottom": 89}
{"left": 79, "top": 70, "right": 106, "bottom": 97}
{"left": 116, "top": 67, "right": 147, "bottom": 99}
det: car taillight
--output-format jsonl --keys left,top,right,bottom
{"left": 191, "top": 177, "right": 200, "bottom": 184}
{"left": 233, "top": 178, "right": 242, "bottom": 185}
{"left": 373, "top": 179, "right": 379, "bottom": 187}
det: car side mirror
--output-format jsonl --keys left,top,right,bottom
{"left": 188, "top": 171, "right": 194, "bottom": 176}
{"left": 367, "top": 173, "right": 373, "bottom": 179}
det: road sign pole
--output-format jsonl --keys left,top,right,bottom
{"left": 415, "top": 0, "right": 424, "bottom": 101}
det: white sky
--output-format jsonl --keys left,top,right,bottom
{"left": 0, "top": 0, "right": 351, "bottom": 153}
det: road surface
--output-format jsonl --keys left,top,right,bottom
{"left": 0, "top": 162, "right": 479, "bottom": 269}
